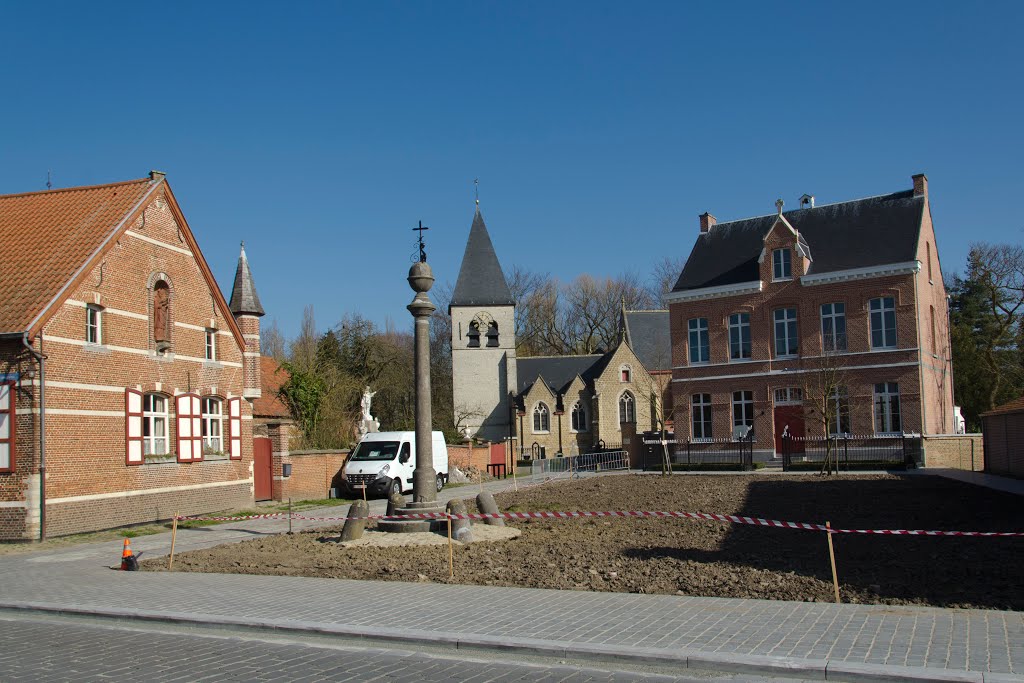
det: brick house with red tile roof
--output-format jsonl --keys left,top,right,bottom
{"left": 0, "top": 172, "right": 266, "bottom": 539}
{"left": 666, "top": 175, "right": 955, "bottom": 461}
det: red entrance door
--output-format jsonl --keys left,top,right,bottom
{"left": 773, "top": 405, "right": 806, "bottom": 454}
{"left": 253, "top": 437, "right": 273, "bottom": 501}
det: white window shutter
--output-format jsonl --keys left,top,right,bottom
{"left": 176, "top": 394, "right": 193, "bottom": 462}
{"left": 229, "top": 397, "right": 242, "bottom": 459}
{"left": 191, "top": 395, "right": 203, "bottom": 460}
{"left": 125, "top": 389, "right": 144, "bottom": 465}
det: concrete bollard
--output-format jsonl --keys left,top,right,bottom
{"left": 339, "top": 500, "right": 370, "bottom": 542}
{"left": 386, "top": 492, "right": 406, "bottom": 518}
{"left": 446, "top": 499, "right": 473, "bottom": 543}
{"left": 476, "top": 491, "right": 505, "bottom": 527}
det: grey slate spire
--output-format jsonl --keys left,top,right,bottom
{"left": 228, "top": 241, "right": 265, "bottom": 317}
{"left": 450, "top": 207, "right": 514, "bottom": 308}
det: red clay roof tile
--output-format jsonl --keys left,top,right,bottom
{"left": 0, "top": 178, "right": 155, "bottom": 333}
{"left": 255, "top": 355, "right": 292, "bottom": 419}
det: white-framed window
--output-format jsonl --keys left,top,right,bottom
{"left": 828, "top": 387, "right": 851, "bottom": 435}
{"left": 571, "top": 401, "right": 587, "bottom": 432}
{"left": 691, "top": 393, "right": 712, "bottom": 440}
{"left": 729, "top": 312, "right": 751, "bottom": 360}
{"left": 772, "top": 248, "right": 792, "bottom": 280}
{"left": 533, "top": 402, "right": 550, "bottom": 433}
{"left": 0, "top": 382, "right": 13, "bottom": 472}
{"left": 619, "top": 391, "right": 635, "bottom": 424}
{"left": 772, "top": 387, "right": 803, "bottom": 404}
{"left": 873, "top": 382, "right": 901, "bottom": 434}
{"left": 205, "top": 329, "right": 217, "bottom": 360}
{"left": 143, "top": 394, "right": 168, "bottom": 456}
{"left": 201, "top": 397, "right": 223, "bottom": 454}
{"left": 773, "top": 308, "right": 799, "bottom": 357}
{"left": 820, "top": 303, "right": 847, "bottom": 352}
{"left": 688, "top": 318, "right": 709, "bottom": 363}
{"left": 732, "top": 390, "right": 754, "bottom": 439}
{"left": 620, "top": 365, "right": 631, "bottom": 382}
{"left": 869, "top": 296, "right": 897, "bottom": 349}
{"left": 86, "top": 305, "right": 103, "bottom": 345}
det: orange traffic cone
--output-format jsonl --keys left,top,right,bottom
{"left": 119, "top": 538, "right": 138, "bottom": 571}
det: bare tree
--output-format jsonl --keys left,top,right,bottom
{"left": 804, "top": 350, "right": 849, "bottom": 476}
{"left": 968, "top": 243, "right": 1024, "bottom": 411}
{"left": 649, "top": 256, "right": 686, "bottom": 306}
{"left": 260, "top": 317, "right": 287, "bottom": 359}
{"left": 288, "top": 305, "right": 318, "bottom": 373}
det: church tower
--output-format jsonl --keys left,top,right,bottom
{"left": 450, "top": 206, "right": 516, "bottom": 443}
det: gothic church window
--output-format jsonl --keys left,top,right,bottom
{"left": 571, "top": 401, "right": 587, "bottom": 432}
{"left": 619, "top": 391, "right": 635, "bottom": 424}
{"left": 533, "top": 402, "right": 550, "bottom": 433}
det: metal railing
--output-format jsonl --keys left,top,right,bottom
{"left": 781, "top": 433, "right": 921, "bottom": 471}
{"left": 530, "top": 450, "right": 630, "bottom": 477}
{"left": 641, "top": 432, "right": 755, "bottom": 471}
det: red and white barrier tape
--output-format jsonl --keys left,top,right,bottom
{"left": 174, "top": 509, "right": 1024, "bottom": 537}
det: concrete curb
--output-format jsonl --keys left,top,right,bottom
{"left": 1, "top": 601, "right": 1019, "bottom": 683}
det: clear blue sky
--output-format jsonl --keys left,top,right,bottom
{"left": 2, "top": 2, "right": 1021, "bottom": 340}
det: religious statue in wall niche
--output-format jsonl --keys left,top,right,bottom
{"left": 358, "top": 386, "right": 380, "bottom": 438}
{"left": 153, "top": 282, "right": 170, "bottom": 343}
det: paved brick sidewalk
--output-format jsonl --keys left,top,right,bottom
{"left": 1, "top": 471, "right": 1021, "bottom": 682}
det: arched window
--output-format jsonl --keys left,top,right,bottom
{"left": 485, "top": 321, "right": 499, "bottom": 347}
{"left": 533, "top": 402, "right": 550, "bottom": 433}
{"left": 571, "top": 401, "right": 587, "bottom": 432}
{"left": 467, "top": 321, "right": 480, "bottom": 348}
{"left": 143, "top": 393, "right": 168, "bottom": 456}
{"left": 619, "top": 391, "right": 635, "bottom": 424}
{"left": 153, "top": 280, "right": 171, "bottom": 346}
{"left": 201, "top": 397, "right": 223, "bottom": 454}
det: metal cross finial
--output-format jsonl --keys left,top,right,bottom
{"left": 474, "top": 178, "right": 479, "bottom": 206}
{"left": 46, "top": 170, "right": 52, "bottom": 190}
{"left": 413, "top": 220, "right": 429, "bottom": 263}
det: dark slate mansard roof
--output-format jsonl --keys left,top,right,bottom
{"left": 673, "top": 190, "right": 925, "bottom": 292}
{"left": 450, "top": 207, "right": 514, "bottom": 309}
{"left": 229, "top": 242, "right": 265, "bottom": 316}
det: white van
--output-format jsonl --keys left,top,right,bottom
{"left": 340, "top": 431, "right": 448, "bottom": 498}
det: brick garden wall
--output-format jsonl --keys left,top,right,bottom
{"left": 922, "top": 434, "right": 984, "bottom": 471}
{"left": 281, "top": 450, "right": 348, "bottom": 501}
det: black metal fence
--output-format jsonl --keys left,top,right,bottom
{"left": 641, "top": 431, "right": 755, "bottom": 471}
{"left": 781, "top": 433, "right": 921, "bottom": 471}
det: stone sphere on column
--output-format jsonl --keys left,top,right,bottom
{"left": 408, "top": 262, "right": 434, "bottom": 294}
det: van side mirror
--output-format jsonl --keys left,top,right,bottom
{"left": 399, "top": 446, "right": 411, "bottom": 464}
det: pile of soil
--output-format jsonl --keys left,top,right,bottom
{"left": 144, "top": 474, "right": 1024, "bottom": 610}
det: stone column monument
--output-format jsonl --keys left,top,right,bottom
{"left": 407, "top": 259, "right": 437, "bottom": 503}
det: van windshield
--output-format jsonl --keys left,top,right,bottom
{"left": 349, "top": 441, "right": 401, "bottom": 461}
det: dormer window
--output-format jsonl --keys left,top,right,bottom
{"left": 772, "top": 248, "right": 792, "bottom": 281}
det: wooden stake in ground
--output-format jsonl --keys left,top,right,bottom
{"left": 362, "top": 484, "right": 367, "bottom": 503}
{"left": 479, "top": 468, "right": 484, "bottom": 494}
{"left": 288, "top": 497, "right": 293, "bottom": 534}
{"left": 825, "top": 521, "right": 840, "bottom": 603}
{"left": 447, "top": 514, "right": 454, "bottom": 579}
{"left": 167, "top": 510, "right": 179, "bottom": 571}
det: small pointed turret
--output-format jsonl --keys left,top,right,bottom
{"left": 229, "top": 241, "right": 265, "bottom": 317}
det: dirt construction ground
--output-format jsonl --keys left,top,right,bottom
{"left": 145, "top": 474, "right": 1024, "bottom": 610}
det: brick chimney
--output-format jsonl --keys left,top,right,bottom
{"left": 699, "top": 212, "right": 717, "bottom": 233}
{"left": 912, "top": 173, "right": 928, "bottom": 199}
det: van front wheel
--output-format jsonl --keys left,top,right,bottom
{"left": 391, "top": 479, "right": 402, "bottom": 496}
{"left": 435, "top": 474, "right": 445, "bottom": 492}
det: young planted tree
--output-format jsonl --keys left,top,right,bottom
{"left": 804, "top": 349, "right": 849, "bottom": 476}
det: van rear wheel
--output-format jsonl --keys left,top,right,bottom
{"left": 435, "top": 473, "right": 445, "bottom": 492}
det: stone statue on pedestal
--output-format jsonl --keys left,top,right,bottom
{"left": 357, "top": 386, "right": 380, "bottom": 438}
